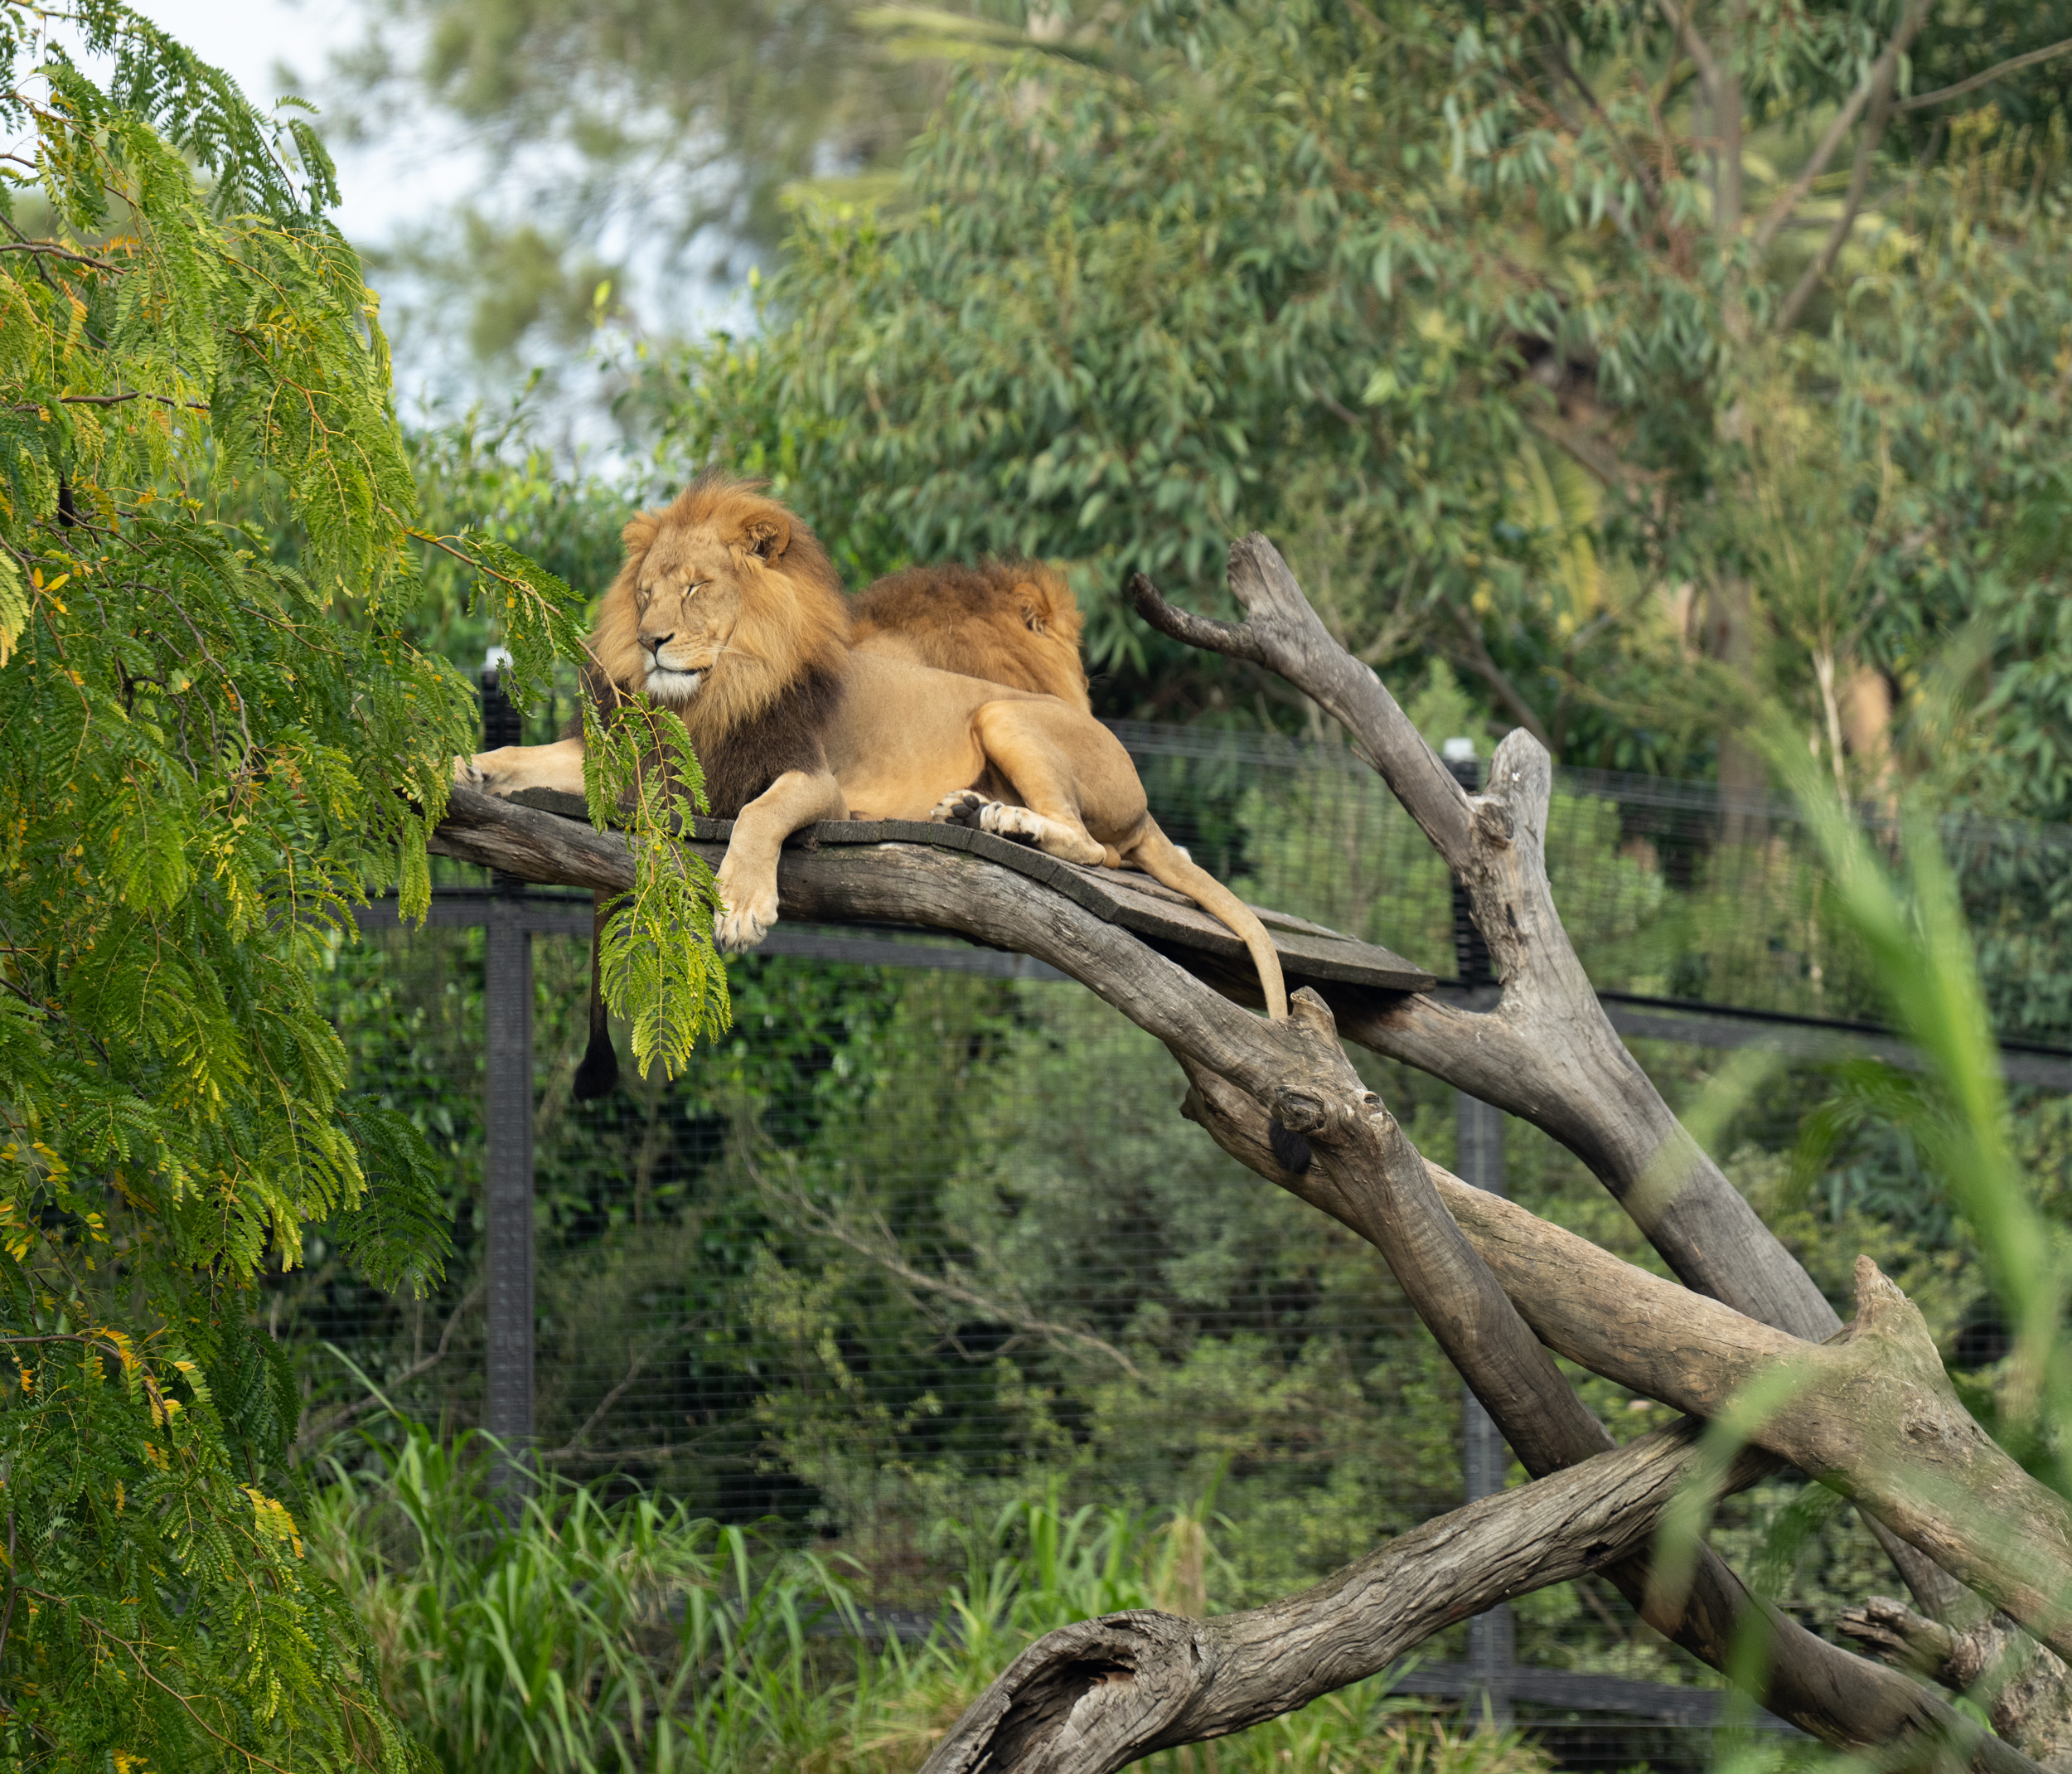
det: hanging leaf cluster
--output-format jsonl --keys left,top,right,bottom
{"left": 414, "top": 526, "right": 734, "bottom": 1082}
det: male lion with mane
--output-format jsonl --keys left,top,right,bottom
{"left": 462, "top": 476, "right": 1286, "bottom": 1087}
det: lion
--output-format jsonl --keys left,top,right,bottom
{"left": 849, "top": 560, "right": 1089, "bottom": 710}
{"left": 461, "top": 475, "right": 1287, "bottom": 1094}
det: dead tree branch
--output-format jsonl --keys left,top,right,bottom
{"left": 1131, "top": 540, "right": 1963, "bottom": 1617}
{"left": 1129, "top": 545, "right": 1833, "bottom": 1338}
{"left": 429, "top": 791, "right": 2048, "bottom": 1760}
{"left": 1169, "top": 1046, "right": 2050, "bottom": 1770}
{"left": 920, "top": 1424, "right": 1782, "bottom": 1774}
{"left": 1842, "top": 1598, "right": 2072, "bottom": 1767}
{"left": 1179, "top": 1060, "right": 2072, "bottom": 1662}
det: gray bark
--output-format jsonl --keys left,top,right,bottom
{"left": 428, "top": 790, "right": 2053, "bottom": 1761}
{"left": 1841, "top": 1600, "right": 2072, "bottom": 1770}
{"left": 1173, "top": 1049, "right": 2054, "bottom": 1762}
{"left": 1131, "top": 540, "right": 1965, "bottom": 1622}
{"left": 1129, "top": 549, "right": 1834, "bottom": 1338}
{"left": 919, "top": 1426, "right": 1782, "bottom": 1774}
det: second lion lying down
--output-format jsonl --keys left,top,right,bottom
{"left": 462, "top": 475, "right": 1288, "bottom": 1023}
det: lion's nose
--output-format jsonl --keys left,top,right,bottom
{"left": 639, "top": 631, "right": 673, "bottom": 655}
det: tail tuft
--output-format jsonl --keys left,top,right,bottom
{"left": 1268, "top": 1119, "right": 1314, "bottom": 1174}
{"left": 574, "top": 1025, "right": 619, "bottom": 1101}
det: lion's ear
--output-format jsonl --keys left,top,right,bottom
{"left": 622, "top": 511, "right": 661, "bottom": 552}
{"left": 740, "top": 512, "right": 790, "bottom": 563}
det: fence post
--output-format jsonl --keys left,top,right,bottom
{"left": 481, "top": 657, "right": 536, "bottom": 1501}
{"left": 1445, "top": 738, "right": 1515, "bottom": 1728}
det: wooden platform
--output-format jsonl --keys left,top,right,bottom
{"left": 506, "top": 788, "right": 1435, "bottom": 997}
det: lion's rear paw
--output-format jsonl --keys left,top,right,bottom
{"left": 930, "top": 791, "right": 1043, "bottom": 847}
{"left": 930, "top": 789, "right": 990, "bottom": 829}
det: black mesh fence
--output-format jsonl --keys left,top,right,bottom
{"left": 274, "top": 722, "right": 2072, "bottom": 1751}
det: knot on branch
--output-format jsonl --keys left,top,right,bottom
{"left": 1269, "top": 1088, "right": 1331, "bottom": 1137}
{"left": 1473, "top": 798, "right": 1515, "bottom": 849}
{"left": 921, "top": 1610, "right": 1203, "bottom": 1774}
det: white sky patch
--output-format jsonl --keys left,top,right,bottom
{"left": 124, "top": 0, "right": 478, "bottom": 245}
{"left": 33, "top": 0, "right": 757, "bottom": 445}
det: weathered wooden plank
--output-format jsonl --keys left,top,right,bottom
{"left": 503, "top": 787, "right": 1436, "bottom": 994}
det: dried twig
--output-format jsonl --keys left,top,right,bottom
{"left": 1899, "top": 34, "right": 2072, "bottom": 109}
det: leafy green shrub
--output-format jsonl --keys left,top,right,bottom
{"left": 312, "top": 1427, "right": 1557, "bottom": 1774}
{"left": 0, "top": 4, "right": 721, "bottom": 1762}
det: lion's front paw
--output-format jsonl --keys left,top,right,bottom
{"left": 458, "top": 748, "right": 523, "bottom": 796}
{"left": 713, "top": 881, "right": 779, "bottom": 954}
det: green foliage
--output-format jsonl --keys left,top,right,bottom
{"left": 0, "top": 5, "right": 723, "bottom": 1761}
{"left": 401, "top": 406, "right": 638, "bottom": 680}
{"left": 584, "top": 697, "right": 730, "bottom": 1083}
{"left": 312, "top": 1423, "right": 871, "bottom": 1773}
{"left": 313, "top": 1422, "right": 1558, "bottom": 1774}
{"left": 1774, "top": 744, "right": 2072, "bottom": 1492}
{"left": 1630, "top": 729, "right": 2072, "bottom": 1758}
{"left": 626, "top": 0, "right": 2072, "bottom": 803}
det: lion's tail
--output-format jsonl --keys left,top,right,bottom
{"left": 574, "top": 890, "right": 621, "bottom": 1102}
{"left": 1130, "top": 822, "right": 1288, "bottom": 1020}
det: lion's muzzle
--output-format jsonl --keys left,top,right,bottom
{"left": 644, "top": 665, "right": 703, "bottom": 700}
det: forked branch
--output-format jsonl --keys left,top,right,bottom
{"left": 430, "top": 793, "right": 2051, "bottom": 1762}
{"left": 1134, "top": 539, "right": 1962, "bottom": 1617}
{"left": 1131, "top": 546, "right": 1834, "bottom": 1338}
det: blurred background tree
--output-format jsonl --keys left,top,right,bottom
{"left": 307, "top": 0, "right": 997, "bottom": 367}
{"left": 310, "top": 0, "right": 2072, "bottom": 816}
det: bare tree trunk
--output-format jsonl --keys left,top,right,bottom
{"left": 431, "top": 788, "right": 2056, "bottom": 1762}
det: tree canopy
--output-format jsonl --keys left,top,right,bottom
{"left": 623, "top": 0, "right": 2072, "bottom": 814}
{"left": 0, "top": 2, "right": 722, "bottom": 1759}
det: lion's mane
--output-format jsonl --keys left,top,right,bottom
{"left": 585, "top": 474, "right": 850, "bottom": 817}
{"left": 850, "top": 560, "right": 1088, "bottom": 710}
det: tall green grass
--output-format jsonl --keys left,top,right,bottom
{"left": 309, "top": 1427, "right": 1551, "bottom": 1773}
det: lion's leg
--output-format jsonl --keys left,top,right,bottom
{"left": 457, "top": 736, "right": 588, "bottom": 798}
{"left": 933, "top": 701, "right": 1143, "bottom": 868}
{"left": 714, "top": 768, "right": 849, "bottom": 953}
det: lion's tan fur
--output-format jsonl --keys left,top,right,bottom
{"left": 850, "top": 560, "right": 1089, "bottom": 710}
{"left": 467, "top": 479, "right": 1287, "bottom": 1020}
